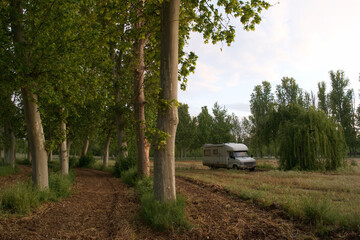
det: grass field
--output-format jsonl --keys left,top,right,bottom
{"left": 175, "top": 158, "right": 360, "bottom": 235}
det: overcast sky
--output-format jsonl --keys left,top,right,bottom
{"left": 178, "top": 0, "right": 360, "bottom": 118}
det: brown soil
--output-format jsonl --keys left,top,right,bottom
{"left": 0, "top": 165, "right": 32, "bottom": 189}
{"left": 0, "top": 166, "right": 346, "bottom": 240}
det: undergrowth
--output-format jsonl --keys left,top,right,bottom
{"left": 0, "top": 163, "right": 18, "bottom": 177}
{"left": 136, "top": 177, "right": 190, "bottom": 231}
{"left": 0, "top": 171, "right": 75, "bottom": 215}
{"left": 256, "top": 163, "right": 278, "bottom": 170}
{"left": 118, "top": 166, "right": 190, "bottom": 231}
{"left": 78, "top": 155, "right": 96, "bottom": 168}
{"left": 121, "top": 167, "right": 138, "bottom": 186}
{"left": 113, "top": 156, "right": 136, "bottom": 178}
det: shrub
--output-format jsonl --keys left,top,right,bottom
{"left": 48, "top": 161, "right": 60, "bottom": 172}
{"left": 0, "top": 182, "right": 41, "bottom": 214}
{"left": 301, "top": 197, "right": 337, "bottom": 236}
{"left": 16, "top": 158, "right": 31, "bottom": 166}
{"left": 0, "top": 163, "right": 18, "bottom": 177}
{"left": 78, "top": 155, "right": 96, "bottom": 168}
{"left": 115, "top": 158, "right": 189, "bottom": 231}
{"left": 136, "top": 176, "right": 153, "bottom": 196}
{"left": 121, "top": 167, "right": 138, "bottom": 187}
{"left": 140, "top": 193, "right": 189, "bottom": 231}
{"left": 0, "top": 172, "right": 75, "bottom": 215}
{"left": 69, "top": 157, "right": 79, "bottom": 168}
{"left": 113, "top": 156, "right": 137, "bottom": 177}
{"left": 48, "top": 171, "right": 75, "bottom": 201}
{"left": 135, "top": 177, "right": 189, "bottom": 231}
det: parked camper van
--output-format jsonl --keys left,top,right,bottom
{"left": 202, "top": 143, "right": 256, "bottom": 171}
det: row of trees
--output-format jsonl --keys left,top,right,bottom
{"left": 0, "top": 0, "right": 271, "bottom": 202}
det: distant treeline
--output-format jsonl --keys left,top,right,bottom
{"left": 176, "top": 70, "right": 356, "bottom": 170}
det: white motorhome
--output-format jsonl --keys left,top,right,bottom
{"left": 202, "top": 143, "right": 256, "bottom": 171}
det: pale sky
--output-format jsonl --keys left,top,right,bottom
{"left": 179, "top": 0, "right": 360, "bottom": 117}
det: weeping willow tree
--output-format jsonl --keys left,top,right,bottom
{"left": 278, "top": 105, "right": 347, "bottom": 171}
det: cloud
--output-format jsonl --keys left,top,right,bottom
{"left": 185, "top": 62, "right": 224, "bottom": 92}
{"left": 225, "top": 102, "right": 250, "bottom": 113}
{"left": 181, "top": 0, "right": 360, "bottom": 118}
{"left": 226, "top": 73, "right": 240, "bottom": 87}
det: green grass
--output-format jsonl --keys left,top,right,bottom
{"left": 121, "top": 167, "right": 138, "bottom": 187}
{"left": 90, "top": 160, "right": 115, "bottom": 172}
{"left": 113, "top": 159, "right": 190, "bottom": 231}
{"left": 256, "top": 162, "right": 278, "bottom": 170}
{"left": 0, "top": 171, "right": 75, "bottom": 215}
{"left": 139, "top": 192, "right": 189, "bottom": 231}
{"left": 176, "top": 159, "right": 360, "bottom": 235}
{"left": 136, "top": 177, "right": 190, "bottom": 231}
{"left": 0, "top": 163, "right": 18, "bottom": 177}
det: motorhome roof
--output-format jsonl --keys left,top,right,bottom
{"left": 203, "top": 143, "right": 248, "bottom": 151}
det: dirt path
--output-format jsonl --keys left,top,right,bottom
{"left": 0, "top": 167, "right": 317, "bottom": 240}
{"left": 0, "top": 168, "right": 162, "bottom": 240}
{"left": 0, "top": 165, "right": 32, "bottom": 189}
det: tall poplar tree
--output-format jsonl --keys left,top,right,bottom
{"left": 153, "top": 0, "right": 180, "bottom": 202}
{"left": 329, "top": 70, "right": 356, "bottom": 154}
{"left": 317, "top": 81, "right": 328, "bottom": 114}
{"left": 250, "top": 81, "right": 274, "bottom": 157}
{"left": 10, "top": 0, "right": 49, "bottom": 189}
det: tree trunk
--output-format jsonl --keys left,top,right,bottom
{"left": 133, "top": 2, "right": 149, "bottom": 177}
{"left": 4, "top": 122, "right": 16, "bottom": 168}
{"left": 180, "top": 145, "right": 183, "bottom": 161}
{"left": 27, "top": 140, "right": 32, "bottom": 162}
{"left": 103, "top": 129, "right": 112, "bottom": 167}
{"left": 81, "top": 136, "right": 89, "bottom": 158}
{"left": 67, "top": 139, "right": 71, "bottom": 158}
{"left": 47, "top": 151, "right": 53, "bottom": 162}
{"left": 110, "top": 32, "right": 129, "bottom": 160}
{"left": 115, "top": 113, "right": 128, "bottom": 159}
{"left": 154, "top": 0, "right": 180, "bottom": 203}
{"left": 11, "top": 0, "right": 48, "bottom": 189}
{"left": 59, "top": 119, "right": 68, "bottom": 175}
{"left": 22, "top": 88, "right": 49, "bottom": 189}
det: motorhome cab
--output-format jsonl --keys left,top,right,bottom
{"left": 202, "top": 143, "right": 256, "bottom": 171}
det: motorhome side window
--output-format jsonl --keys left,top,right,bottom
{"left": 213, "top": 149, "right": 218, "bottom": 155}
{"left": 204, "top": 149, "right": 211, "bottom": 156}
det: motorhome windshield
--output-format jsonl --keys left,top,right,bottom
{"left": 234, "top": 151, "right": 249, "bottom": 157}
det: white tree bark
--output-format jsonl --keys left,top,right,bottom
{"left": 27, "top": 140, "right": 32, "bottom": 162}
{"left": 4, "top": 125, "right": 16, "bottom": 168}
{"left": 103, "top": 130, "right": 112, "bottom": 167}
{"left": 154, "top": 0, "right": 180, "bottom": 202}
{"left": 11, "top": 0, "right": 48, "bottom": 189}
{"left": 133, "top": 0, "right": 150, "bottom": 177}
{"left": 22, "top": 88, "right": 49, "bottom": 189}
{"left": 81, "top": 136, "right": 89, "bottom": 158}
{"left": 59, "top": 119, "right": 68, "bottom": 175}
